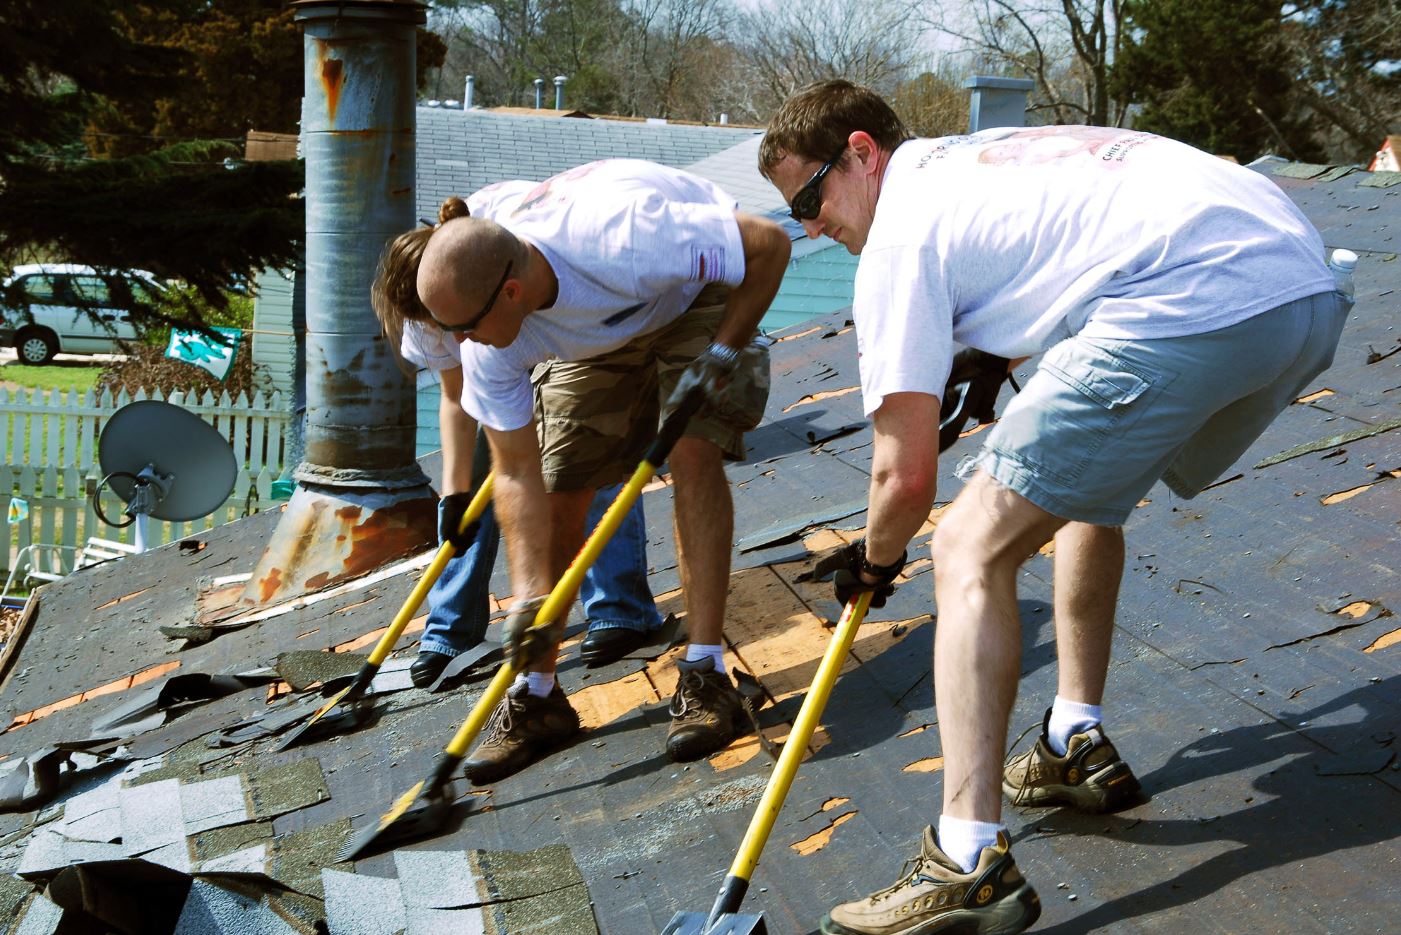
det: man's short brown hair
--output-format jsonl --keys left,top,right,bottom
{"left": 759, "top": 79, "right": 911, "bottom": 178}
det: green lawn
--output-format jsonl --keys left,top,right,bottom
{"left": 0, "top": 361, "right": 104, "bottom": 394}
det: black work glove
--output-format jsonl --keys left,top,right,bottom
{"left": 501, "top": 595, "right": 554, "bottom": 670}
{"left": 438, "top": 492, "right": 479, "bottom": 552}
{"left": 831, "top": 539, "right": 907, "bottom": 609}
{"left": 939, "top": 349, "right": 1013, "bottom": 452}
{"left": 666, "top": 342, "right": 741, "bottom": 413}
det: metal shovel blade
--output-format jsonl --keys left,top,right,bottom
{"left": 337, "top": 751, "right": 462, "bottom": 861}
{"left": 272, "top": 668, "right": 376, "bottom": 753}
{"left": 661, "top": 912, "right": 767, "bottom": 935}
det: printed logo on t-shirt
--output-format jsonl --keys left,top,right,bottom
{"left": 914, "top": 127, "right": 1158, "bottom": 170}
{"left": 690, "top": 245, "right": 726, "bottom": 282}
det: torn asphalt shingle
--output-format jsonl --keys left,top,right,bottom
{"left": 179, "top": 775, "right": 249, "bottom": 836}
{"left": 119, "top": 778, "right": 185, "bottom": 857}
{"left": 322, "top": 867, "right": 408, "bottom": 935}
{"left": 267, "top": 817, "right": 353, "bottom": 899}
{"left": 57, "top": 779, "right": 123, "bottom": 843}
{"left": 12, "top": 892, "right": 63, "bottom": 935}
{"left": 408, "top": 904, "right": 487, "bottom": 935}
{"left": 189, "top": 822, "right": 273, "bottom": 866}
{"left": 17, "top": 827, "right": 124, "bottom": 878}
{"left": 275, "top": 651, "right": 366, "bottom": 692}
{"left": 393, "top": 849, "right": 482, "bottom": 908}
{"left": 246, "top": 759, "right": 329, "bottom": 821}
{"left": 172, "top": 879, "right": 301, "bottom": 935}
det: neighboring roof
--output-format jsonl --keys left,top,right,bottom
{"left": 1, "top": 162, "right": 1398, "bottom": 934}
{"left": 415, "top": 106, "right": 759, "bottom": 221}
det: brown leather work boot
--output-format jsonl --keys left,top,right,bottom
{"left": 461, "top": 680, "right": 580, "bottom": 785}
{"left": 1003, "top": 708, "right": 1142, "bottom": 812}
{"left": 821, "top": 827, "right": 1040, "bottom": 935}
{"left": 665, "top": 656, "right": 747, "bottom": 762}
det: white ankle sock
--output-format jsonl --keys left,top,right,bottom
{"left": 1047, "top": 696, "right": 1102, "bottom": 755}
{"left": 684, "top": 643, "right": 727, "bottom": 674}
{"left": 937, "top": 815, "right": 1003, "bottom": 874}
{"left": 517, "top": 672, "right": 555, "bottom": 698}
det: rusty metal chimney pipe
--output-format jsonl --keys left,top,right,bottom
{"left": 240, "top": 0, "right": 435, "bottom": 608}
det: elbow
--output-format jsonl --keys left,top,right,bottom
{"left": 872, "top": 464, "right": 937, "bottom": 512}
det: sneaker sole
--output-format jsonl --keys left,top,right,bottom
{"left": 1003, "top": 761, "right": 1142, "bottom": 813}
{"left": 821, "top": 881, "right": 1041, "bottom": 935}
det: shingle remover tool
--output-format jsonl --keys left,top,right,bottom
{"left": 662, "top": 590, "right": 874, "bottom": 934}
{"left": 273, "top": 474, "right": 496, "bottom": 752}
{"left": 338, "top": 390, "right": 705, "bottom": 861}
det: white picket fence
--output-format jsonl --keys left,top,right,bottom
{"left": 2, "top": 386, "right": 292, "bottom": 581}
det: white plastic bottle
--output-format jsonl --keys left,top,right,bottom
{"left": 1330, "top": 248, "right": 1358, "bottom": 302}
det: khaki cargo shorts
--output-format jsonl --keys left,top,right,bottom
{"left": 532, "top": 285, "right": 770, "bottom": 492}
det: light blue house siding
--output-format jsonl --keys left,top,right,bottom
{"left": 763, "top": 244, "right": 857, "bottom": 334}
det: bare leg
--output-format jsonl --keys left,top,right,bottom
{"left": 1052, "top": 522, "right": 1123, "bottom": 705}
{"left": 666, "top": 436, "right": 730, "bottom": 646}
{"left": 932, "top": 471, "right": 1065, "bottom": 822}
{"left": 525, "top": 486, "right": 595, "bottom": 676}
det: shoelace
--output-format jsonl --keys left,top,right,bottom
{"left": 670, "top": 670, "right": 706, "bottom": 719}
{"left": 481, "top": 694, "right": 519, "bottom": 743}
{"left": 868, "top": 855, "right": 927, "bottom": 903}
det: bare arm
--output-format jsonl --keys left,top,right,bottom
{"left": 863, "top": 391, "right": 941, "bottom": 570}
{"left": 710, "top": 211, "right": 791, "bottom": 350}
{"left": 437, "top": 366, "right": 478, "bottom": 495}
{"left": 484, "top": 423, "right": 554, "bottom": 600}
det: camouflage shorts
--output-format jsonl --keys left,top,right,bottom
{"left": 532, "top": 288, "right": 771, "bottom": 492}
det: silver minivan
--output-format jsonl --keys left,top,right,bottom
{"left": 1, "top": 264, "right": 162, "bottom": 364}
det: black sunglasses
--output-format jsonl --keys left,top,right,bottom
{"left": 788, "top": 145, "right": 847, "bottom": 221}
{"left": 429, "top": 260, "right": 512, "bottom": 334}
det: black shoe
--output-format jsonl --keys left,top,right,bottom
{"left": 410, "top": 651, "right": 453, "bottom": 688}
{"left": 579, "top": 627, "right": 650, "bottom": 667}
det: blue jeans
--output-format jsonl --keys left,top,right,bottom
{"left": 419, "top": 483, "right": 662, "bottom": 657}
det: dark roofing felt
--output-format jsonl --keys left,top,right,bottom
{"left": 0, "top": 164, "right": 1398, "bottom": 934}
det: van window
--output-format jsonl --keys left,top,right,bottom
{"left": 19, "top": 275, "right": 61, "bottom": 303}
{"left": 69, "top": 276, "right": 112, "bottom": 305}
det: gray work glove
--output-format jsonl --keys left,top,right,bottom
{"left": 666, "top": 342, "right": 741, "bottom": 413}
{"left": 502, "top": 595, "right": 553, "bottom": 670}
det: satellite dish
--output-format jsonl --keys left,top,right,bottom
{"left": 95, "top": 400, "right": 238, "bottom": 551}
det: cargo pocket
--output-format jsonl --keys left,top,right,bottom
{"left": 1040, "top": 343, "right": 1151, "bottom": 410}
{"left": 992, "top": 339, "right": 1162, "bottom": 488}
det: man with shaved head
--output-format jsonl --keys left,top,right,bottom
{"left": 406, "top": 159, "right": 789, "bottom": 782}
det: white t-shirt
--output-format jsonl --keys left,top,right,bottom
{"left": 452, "top": 159, "right": 745, "bottom": 431}
{"left": 853, "top": 127, "right": 1335, "bottom": 416}
{"left": 399, "top": 180, "right": 535, "bottom": 372}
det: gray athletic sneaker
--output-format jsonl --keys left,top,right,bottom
{"left": 1003, "top": 709, "right": 1142, "bottom": 813}
{"left": 821, "top": 827, "right": 1040, "bottom": 935}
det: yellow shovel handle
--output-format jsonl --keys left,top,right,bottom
{"left": 728, "top": 591, "right": 872, "bottom": 881}
{"left": 439, "top": 461, "right": 657, "bottom": 759}
{"left": 534, "top": 459, "right": 656, "bottom": 628}
{"left": 364, "top": 474, "right": 495, "bottom": 667}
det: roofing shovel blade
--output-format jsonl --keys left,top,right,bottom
{"left": 274, "top": 474, "right": 495, "bottom": 753}
{"left": 337, "top": 745, "right": 463, "bottom": 860}
{"left": 340, "top": 391, "right": 706, "bottom": 861}
{"left": 663, "top": 591, "right": 873, "bottom": 934}
{"left": 660, "top": 911, "right": 767, "bottom": 934}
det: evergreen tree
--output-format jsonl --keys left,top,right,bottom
{"left": 0, "top": 0, "right": 304, "bottom": 328}
{"left": 1114, "top": 0, "right": 1320, "bottom": 162}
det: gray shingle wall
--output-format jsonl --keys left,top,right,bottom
{"left": 414, "top": 108, "right": 760, "bottom": 220}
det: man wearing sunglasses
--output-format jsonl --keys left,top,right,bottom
{"left": 760, "top": 80, "right": 1346, "bottom": 935}
{"left": 413, "top": 159, "right": 790, "bottom": 782}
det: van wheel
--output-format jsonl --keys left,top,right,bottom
{"left": 15, "top": 327, "right": 58, "bottom": 365}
